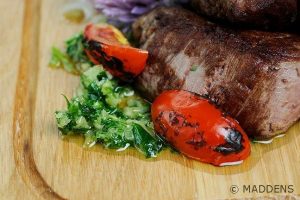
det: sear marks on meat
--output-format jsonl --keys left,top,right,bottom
{"left": 132, "top": 7, "right": 300, "bottom": 140}
{"left": 190, "top": 0, "right": 298, "bottom": 30}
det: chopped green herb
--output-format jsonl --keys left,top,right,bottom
{"left": 55, "top": 66, "right": 164, "bottom": 157}
{"left": 49, "top": 47, "right": 75, "bottom": 73}
{"left": 49, "top": 33, "right": 92, "bottom": 74}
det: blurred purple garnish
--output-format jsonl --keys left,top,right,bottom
{"left": 93, "top": 0, "right": 189, "bottom": 24}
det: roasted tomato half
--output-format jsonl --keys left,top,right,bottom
{"left": 151, "top": 90, "right": 251, "bottom": 166}
{"left": 84, "top": 23, "right": 148, "bottom": 82}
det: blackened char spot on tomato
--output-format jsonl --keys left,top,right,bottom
{"left": 186, "top": 131, "right": 206, "bottom": 150}
{"left": 154, "top": 112, "right": 168, "bottom": 137}
{"left": 168, "top": 111, "right": 185, "bottom": 128}
{"left": 84, "top": 39, "right": 134, "bottom": 82}
{"left": 169, "top": 112, "right": 179, "bottom": 125}
{"left": 182, "top": 120, "right": 199, "bottom": 128}
{"left": 214, "top": 128, "right": 244, "bottom": 155}
{"left": 169, "top": 111, "right": 199, "bottom": 128}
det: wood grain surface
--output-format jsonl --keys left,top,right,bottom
{"left": 0, "top": 0, "right": 299, "bottom": 199}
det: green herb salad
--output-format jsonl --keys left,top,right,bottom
{"left": 51, "top": 33, "right": 165, "bottom": 158}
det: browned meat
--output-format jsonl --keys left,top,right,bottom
{"left": 190, "top": 0, "right": 298, "bottom": 30}
{"left": 132, "top": 7, "right": 300, "bottom": 140}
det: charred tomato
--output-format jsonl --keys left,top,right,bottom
{"left": 84, "top": 23, "right": 148, "bottom": 82}
{"left": 151, "top": 90, "right": 251, "bottom": 166}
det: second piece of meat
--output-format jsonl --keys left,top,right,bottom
{"left": 132, "top": 7, "right": 300, "bottom": 140}
{"left": 190, "top": 0, "right": 298, "bottom": 30}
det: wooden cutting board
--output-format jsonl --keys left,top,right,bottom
{"left": 1, "top": 0, "right": 300, "bottom": 199}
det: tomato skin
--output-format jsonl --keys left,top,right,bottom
{"left": 84, "top": 24, "right": 148, "bottom": 82}
{"left": 151, "top": 90, "right": 251, "bottom": 166}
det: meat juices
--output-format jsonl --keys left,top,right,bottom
{"left": 190, "top": 0, "right": 298, "bottom": 30}
{"left": 132, "top": 7, "right": 300, "bottom": 140}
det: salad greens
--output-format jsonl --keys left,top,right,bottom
{"left": 51, "top": 32, "right": 166, "bottom": 157}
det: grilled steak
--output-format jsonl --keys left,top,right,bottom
{"left": 190, "top": 0, "right": 298, "bottom": 30}
{"left": 132, "top": 7, "right": 300, "bottom": 140}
